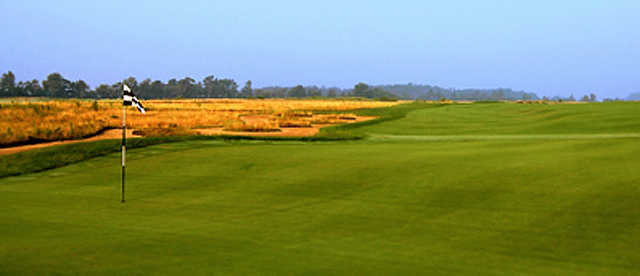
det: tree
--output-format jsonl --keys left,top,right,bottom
{"left": 218, "top": 79, "right": 239, "bottom": 98}
{"left": 201, "top": 76, "right": 238, "bottom": 98}
{"left": 240, "top": 80, "right": 253, "bottom": 98}
{"left": 178, "top": 77, "right": 197, "bottom": 98}
{"left": 327, "top": 88, "right": 337, "bottom": 98}
{"left": 581, "top": 95, "right": 590, "bottom": 102}
{"left": 1, "top": 71, "right": 16, "bottom": 97}
{"left": 352, "top": 82, "right": 370, "bottom": 97}
{"left": 202, "top": 76, "right": 217, "bottom": 98}
{"left": 19, "top": 79, "right": 42, "bottom": 96}
{"left": 149, "top": 80, "right": 166, "bottom": 98}
{"left": 274, "top": 87, "right": 287, "bottom": 98}
{"left": 95, "top": 84, "right": 118, "bottom": 98}
{"left": 307, "top": 86, "right": 322, "bottom": 97}
{"left": 589, "top": 93, "right": 597, "bottom": 102}
{"left": 110, "top": 82, "right": 124, "bottom": 98}
{"left": 491, "top": 89, "right": 505, "bottom": 100}
{"left": 288, "top": 85, "right": 307, "bottom": 98}
{"left": 166, "top": 78, "right": 181, "bottom": 98}
{"left": 137, "top": 78, "right": 152, "bottom": 98}
{"left": 123, "top": 77, "right": 138, "bottom": 91}
{"left": 42, "top": 73, "right": 71, "bottom": 98}
{"left": 71, "top": 80, "right": 90, "bottom": 98}
{"left": 424, "top": 89, "right": 436, "bottom": 100}
{"left": 568, "top": 94, "right": 576, "bottom": 101}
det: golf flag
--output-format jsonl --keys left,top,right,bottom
{"left": 123, "top": 84, "right": 146, "bottom": 114}
{"left": 120, "top": 84, "right": 145, "bottom": 203}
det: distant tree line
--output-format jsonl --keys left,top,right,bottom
{"left": 0, "top": 71, "right": 401, "bottom": 100}
{"left": 376, "top": 83, "right": 540, "bottom": 101}
{"left": 541, "top": 93, "right": 598, "bottom": 102}
{"left": 622, "top": 92, "right": 640, "bottom": 101}
{"left": 9, "top": 70, "right": 605, "bottom": 101}
{"left": 253, "top": 83, "right": 396, "bottom": 100}
{"left": 0, "top": 71, "right": 247, "bottom": 99}
{"left": 0, "top": 71, "right": 93, "bottom": 99}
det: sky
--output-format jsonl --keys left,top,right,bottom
{"left": 1, "top": 0, "right": 639, "bottom": 98}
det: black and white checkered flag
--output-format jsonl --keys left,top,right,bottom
{"left": 123, "top": 85, "right": 145, "bottom": 114}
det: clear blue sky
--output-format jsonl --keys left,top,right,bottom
{"left": 1, "top": 0, "right": 638, "bottom": 98}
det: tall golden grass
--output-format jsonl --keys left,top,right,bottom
{"left": 0, "top": 98, "right": 400, "bottom": 145}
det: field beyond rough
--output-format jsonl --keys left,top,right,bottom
{"left": 1, "top": 101, "right": 639, "bottom": 275}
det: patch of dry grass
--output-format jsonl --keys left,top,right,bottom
{"left": 131, "top": 127, "right": 196, "bottom": 137}
{"left": 0, "top": 101, "right": 119, "bottom": 146}
{"left": 0, "top": 98, "right": 400, "bottom": 145}
{"left": 224, "top": 118, "right": 281, "bottom": 132}
{"left": 311, "top": 114, "right": 359, "bottom": 124}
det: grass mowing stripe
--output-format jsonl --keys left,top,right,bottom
{"left": 362, "top": 102, "right": 640, "bottom": 136}
{"left": 368, "top": 133, "right": 640, "bottom": 141}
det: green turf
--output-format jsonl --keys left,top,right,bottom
{"left": 1, "top": 102, "right": 639, "bottom": 275}
{"left": 360, "top": 102, "right": 640, "bottom": 136}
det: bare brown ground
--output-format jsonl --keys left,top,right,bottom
{"left": 0, "top": 116, "right": 377, "bottom": 155}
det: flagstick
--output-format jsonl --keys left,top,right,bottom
{"left": 121, "top": 103, "right": 126, "bottom": 203}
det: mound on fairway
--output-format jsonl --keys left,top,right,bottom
{"left": 1, "top": 102, "right": 639, "bottom": 275}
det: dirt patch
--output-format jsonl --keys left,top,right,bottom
{"left": 0, "top": 116, "right": 377, "bottom": 155}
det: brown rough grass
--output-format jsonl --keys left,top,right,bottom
{"left": 0, "top": 98, "right": 400, "bottom": 146}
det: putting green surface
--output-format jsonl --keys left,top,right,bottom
{"left": 2, "top": 103, "right": 639, "bottom": 275}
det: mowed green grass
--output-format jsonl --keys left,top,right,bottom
{"left": 1, "top": 102, "right": 640, "bottom": 275}
{"left": 360, "top": 102, "right": 640, "bottom": 136}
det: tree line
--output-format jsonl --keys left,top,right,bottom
{"left": 0, "top": 71, "right": 401, "bottom": 100}
{"left": 541, "top": 94, "right": 598, "bottom": 102}
{"left": 377, "top": 83, "right": 541, "bottom": 101}
{"left": 9, "top": 70, "right": 603, "bottom": 101}
{"left": 0, "top": 71, "right": 252, "bottom": 99}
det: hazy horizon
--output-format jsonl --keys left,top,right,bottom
{"left": 2, "top": 0, "right": 638, "bottom": 98}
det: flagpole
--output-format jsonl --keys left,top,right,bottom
{"left": 121, "top": 84, "right": 144, "bottom": 203}
{"left": 121, "top": 99, "right": 126, "bottom": 203}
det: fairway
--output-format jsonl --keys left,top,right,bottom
{"left": 360, "top": 102, "right": 640, "bottom": 136}
{"left": 2, "top": 103, "right": 640, "bottom": 275}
